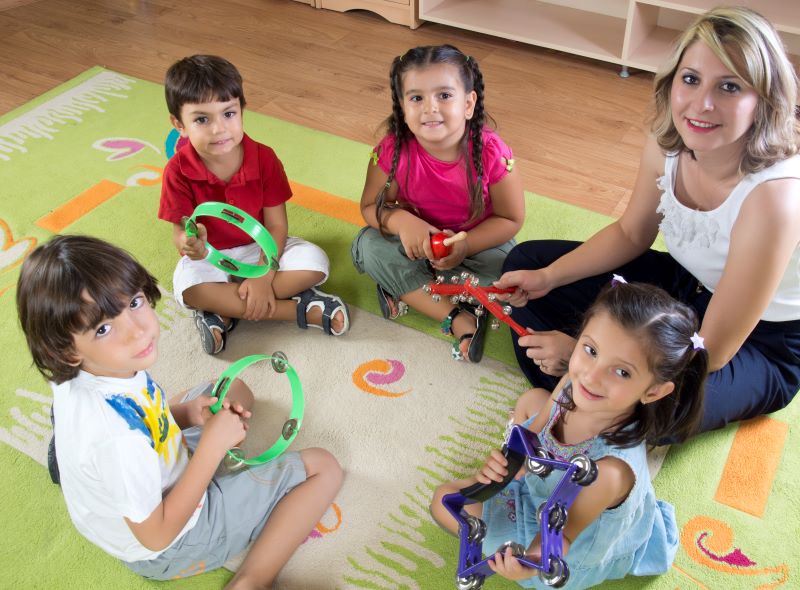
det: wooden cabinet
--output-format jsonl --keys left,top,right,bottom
{"left": 312, "top": 0, "right": 421, "bottom": 29}
{"left": 418, "top": 0, "right": 799, "bottom": 75}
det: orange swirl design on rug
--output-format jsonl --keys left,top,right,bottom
{"left": 316, "top": 502, "right": 343, "bottom": 534}
{"left": 352, "top": 359, "right": 410, "bottom": 398}
{"left": 681, "top": 516, "right": 788, "bottom": 588}
{"left": 305, "top": 503, "right": 343, "bottom": 543}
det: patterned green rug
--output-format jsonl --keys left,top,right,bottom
{"left": 0, "top": 68, "right": 796, "bottom": 589}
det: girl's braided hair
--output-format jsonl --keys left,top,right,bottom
{"left": 375, "top": 45, "right": 493, "bottom": 235}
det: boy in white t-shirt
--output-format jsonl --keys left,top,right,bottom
{"left": 16, "top": 235, "right": 342, "bottom": 588}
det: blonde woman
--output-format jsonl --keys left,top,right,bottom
{"left": 497, "top": 7, "right": 800, "bottom": 437}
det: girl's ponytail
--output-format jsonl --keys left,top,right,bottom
{"left": 375, "top": 55, "right": 411, "bottom": 237}
{"left": 663, "top": 347, "right": 708, "bottom": 443}
{"left": 465, "top": 56, "right": 486, "bottom": 223}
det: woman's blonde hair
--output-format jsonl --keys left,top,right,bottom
{"left": 651, "top": 6, "right": 799, "bottom": 173}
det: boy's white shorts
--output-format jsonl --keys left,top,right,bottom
{"left": 172, "top": 237, "right": 329, "bottom": 308}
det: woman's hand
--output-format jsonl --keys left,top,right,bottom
{"left": 519, "top": 330, "right": 575, "bottom": 376}
{"left": 494, "top": 269, "right": 552, "bottom": 306}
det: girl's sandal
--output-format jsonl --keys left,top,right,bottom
{"left": 376, "top": 284, "right": 408, "bottom": 320}
{"left": 441, "top": 304, "right": 488, "bottom": 362}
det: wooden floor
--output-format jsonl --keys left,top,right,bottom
{"left": 0, "top": 0, "right": 656, "bottom": 217}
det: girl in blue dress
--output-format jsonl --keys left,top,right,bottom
{"left": 431, "top": 279, "right": 707, "bottom": 589}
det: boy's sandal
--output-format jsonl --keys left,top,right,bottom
{"left": 292, "top": 288, "right": 351, "bottom": 336}
{"left": 376, "top": 284, "right": 408, "bottom": 320}
{"left": 441, "top": 304, "right": 488, "bottom": 363}
{"left": 194, "top": 311, "right": 237, "bottom": 355}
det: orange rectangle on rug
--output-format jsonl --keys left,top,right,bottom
{"left": 714, "top": 416, "right": 788, "bottom": 517}
{"left": 36, "top": 179, "right": 124, "bottom": 233}
{"left": 289, "top": 181, "right": 362, "bottom": 226}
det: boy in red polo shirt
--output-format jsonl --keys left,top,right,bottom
{"left": 159, "top": 55, "right": 350, "bottom": 354}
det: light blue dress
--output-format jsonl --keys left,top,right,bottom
{"left": 481, "top": 382, "right": 678, "bottom": 589}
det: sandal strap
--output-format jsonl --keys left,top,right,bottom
{"left": 443, "top": 303, "right": 488, "bottom": 363}
{"left": 194, "top": 311, "right": 229, "bottom": 355}
{"left": 314, "top": 288, "right": 349, "bottom": 335}
{"left": 292, "top": 289, "right": 314, "bottom": 330}
{"left": 292, "top": 288, "right": 350, "bottom": 336}
{"left": 320, "top": 296, "right": 333, "bottom": 335}
{"left": 440, "top": 306, "right": 462, "bottom": 336}
{"left": 459, "top": 331, "right": 476, "bottom": 343}
{"left": 467, "top": 308, "right": 488, "bottom": 363}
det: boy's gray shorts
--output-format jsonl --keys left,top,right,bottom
{"left": 125, "top": 382, "right": 307, "bottom": 580}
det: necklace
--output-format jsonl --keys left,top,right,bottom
{"left": 539, "top": 383, "right": 596, "bottom": 461}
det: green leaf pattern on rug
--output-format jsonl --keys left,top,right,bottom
{"left": 343, "top": 371, "right": 525, "bottom": 589}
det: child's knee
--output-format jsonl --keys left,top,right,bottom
{"left": 301, "top": 448, "right": 343, "bottom": 487}
{"left": 226, "top": 378, "right": 254, "bottom": 410}
{"left": 430, "top": 482, "right": 457, "bottom": 520}
{"left": 308, "top": 269, "right": 326, "bottom": 286}
{"left": 181, "top": 282, "right": 217, "bottom": 309}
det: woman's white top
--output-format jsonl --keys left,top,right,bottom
{"left": 656, "top": 153, "right": 800, "bottom": 322}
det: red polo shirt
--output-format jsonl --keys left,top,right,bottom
{"left": 159, "top": 134, "right": 292, "bottom": 249}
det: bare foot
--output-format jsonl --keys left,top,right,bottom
{"left": 304, "top": 306, "right": 346, "bottom": 334}
{"left": 210, "top": 316, "right": 234, "bottom": 351}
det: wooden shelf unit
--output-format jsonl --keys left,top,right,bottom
{"left": 418, "top": 0, "right": 800, "bottom": 74}
{"left": 312, "top": 0, "right": 421, "bottom": 29}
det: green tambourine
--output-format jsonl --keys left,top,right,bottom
{"left": 209, "top": 352, "right": 304, "bottom": 468}
{"left": 184, "top": 202, "right": 279, "bottom": 278}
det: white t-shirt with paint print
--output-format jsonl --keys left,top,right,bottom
{"left": 51, "top": 370, "right": 205, "bottom": 562}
